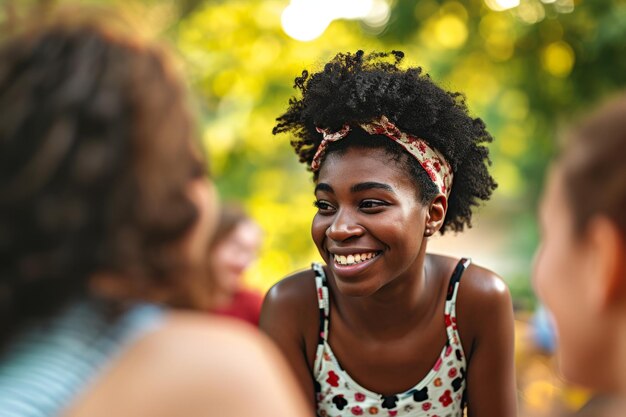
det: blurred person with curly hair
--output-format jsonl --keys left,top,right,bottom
{"left": 261, "top": 50, "right": 517, "bottom": 417}
{"left": 0, "top": 9, "right": 308, "bottom": 417}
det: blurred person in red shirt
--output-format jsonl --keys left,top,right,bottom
{"left": 209, "top": 203, "right": 265, "bottom": 326}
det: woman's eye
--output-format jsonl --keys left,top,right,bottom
{"left": 313, "top": 200, "right": 335, "bottom": 212}
{"left": 360, "top": 200, "right": 388, "bottom": 210}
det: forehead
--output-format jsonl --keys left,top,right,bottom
{"left": 317, "top": 147, "right": 414, "bottom": 189}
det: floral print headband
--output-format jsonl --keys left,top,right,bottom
{"left": 312, "top": 115, "right": 453, "bottom": 197}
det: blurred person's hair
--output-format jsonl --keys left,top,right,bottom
{"left": 210, "top": 203, "right": 253, "bottom": 249}
{"left": 0, "top": 12, "right": 208, "bottom": 345}
{"left": 561, "top": 93, "right": 626, "bottom": 237}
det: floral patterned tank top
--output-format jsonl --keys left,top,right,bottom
{"left": 313, "top": 259, "right": 470, "bottom": 417}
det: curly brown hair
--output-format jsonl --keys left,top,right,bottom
{"left": 0, "top": 15, "right": 208, "bottom": 342}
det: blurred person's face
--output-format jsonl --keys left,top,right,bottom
{"left": 533, "top": 165, "right": 614, "bottom": 390}
{"left": 210, "top": 220, "right": 263, "bottom": 294}
{"left": 182, "top": 178, "right": 219, "bottom": 265}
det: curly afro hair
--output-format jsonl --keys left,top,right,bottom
{"left": 273, "top": 50, "right": 497, "bottom": 234}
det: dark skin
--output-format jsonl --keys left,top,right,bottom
{"left": 260, "top": 147, "right": 517, "bottom": 416}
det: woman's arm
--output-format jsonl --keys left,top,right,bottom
{"left": 459, "top": 266, "right": 518, "bottom": 417}
{"left": 259, "top": 272, "right": 319, "bottom": 408}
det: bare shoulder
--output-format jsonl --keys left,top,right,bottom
{"left": 435, "top": 255, "right": 514, "bottom": 361}
{"left": 452, "top": 258, "right": 513, "bottom": 322}
{"left": 260, "top": 267, "right": 320, "bottom": 366}
{"left": 460, "top": 262, "right": 511, "bottom": 305}
{"left": 430, "top": 254, "right": 513, "bottom": 337}
{"left": 67, "top": 313, "right": 310, "bottom": 417}
{"left": 430, "top": 253, "right": 511, "bottom": 304}
{"left": 263, "top": 267, "right": 318, "bottom": 311}
{"left": 261, "top": 267, "right": 319, "bottom": 336}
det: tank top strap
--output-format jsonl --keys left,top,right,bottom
{"left": 312, "top": 262, "right": 330, "bottom": 343}
{"left": 444, "top": 258, "right": 471, "bottom": 344}
{"left": 312, "top": 262, "right": 330, "bottom": 375}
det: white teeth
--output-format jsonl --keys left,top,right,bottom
{"left": 333, "top": 252, "right": 378, "bottom": 266}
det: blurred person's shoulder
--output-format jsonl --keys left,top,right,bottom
{"left": 66, "top": 312, "right": 308, "bottom": 417}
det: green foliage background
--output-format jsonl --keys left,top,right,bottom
{"left": 3, "top": 0, "right": 626, "bottom": 309}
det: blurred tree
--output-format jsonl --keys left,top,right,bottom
{"left": 2, "top": 0, "right": 625, "bottom": 300}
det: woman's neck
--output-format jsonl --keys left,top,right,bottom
{"left": 329, "top": 249, "right": 442, "bottom": 340}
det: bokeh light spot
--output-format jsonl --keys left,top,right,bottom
{"left": 485, "top": 0, "right": 520, "bottom": 12}
{"left": 434, "top": 14, "right": 468, "bottom": 49}
{"left": 542, "top": 41, "right": 575, "bottom": 77}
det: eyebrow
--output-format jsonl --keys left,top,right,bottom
{"left": 314, "top": 183, "right": 333, "bottom": 194}
{"left": 351, "top": 182, "right": 395, "bottom": 193}
{"left": 314, "top": 182, "right": 395, "bottom": 194}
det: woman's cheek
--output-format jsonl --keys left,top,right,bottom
{"left": 311, "top": 215, "right": 330, "bottom": 257}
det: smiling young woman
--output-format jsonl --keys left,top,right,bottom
{"left": 260, "top": 51, "right": 518, "bottom": 417}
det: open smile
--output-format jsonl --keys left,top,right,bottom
{"left": 333, "top": 251, "right": 381, "bottom": 266}
{"left": 328, "top": 250, "right": 383, "bottom": 279}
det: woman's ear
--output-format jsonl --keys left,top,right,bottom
{"left": 586, "top": 216, "right": 626, "bottom": 310}
{"left": 424, "top": 194, "right": 447, "bottom": 236}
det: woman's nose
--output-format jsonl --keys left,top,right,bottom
{"left": 326, "top": 209, "right": 364, "bottom": 241}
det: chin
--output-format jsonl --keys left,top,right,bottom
{"left": 333, "top": 279, "right": 381, "bottom": 298}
